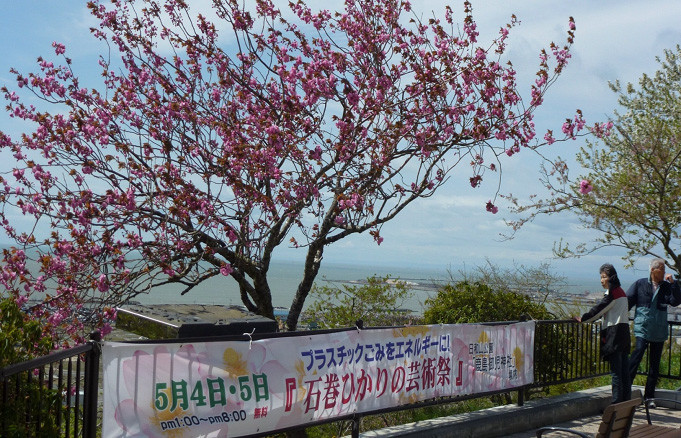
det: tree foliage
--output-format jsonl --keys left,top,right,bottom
{"left": 0, "top": 296, "right": 62, "bottom": 437}
{"left": 0, "top": 0, "right": 592, "bottom": 340}
{"left": 423, "top": 280, "right": 551, "bottom": 324}
{"left": 303, "top": 275, "right": 414, "bottom": 329}
{"left": 508, "top": 45, "right": 681, "bottom": 273}
{"left": 457, "top": 258, "right": 568, "bottom": 307}
{"left": 0, "top": 296, "right": 54, "bottom": 366}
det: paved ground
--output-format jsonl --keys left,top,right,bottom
{"left": 353, "top": 387, "right": 681, "bottom": 438}
{"left": 504, "top": 399, "right": 681, "bottom": 437}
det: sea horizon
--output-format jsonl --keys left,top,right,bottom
{"left": 128, "top": 259, "right": 605, "bottom": 314}
{"left": 2, "top": 244, "right": 647, "bottom": 313}
{"left": 3, "top": 240, "right": 629, "bottom": 315}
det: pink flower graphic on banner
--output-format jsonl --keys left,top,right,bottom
{"left": 112, "top": 344, "right": 225, "bottom": 437}
{"left": 212, "top": 342, "right": 304, "bottom": 431}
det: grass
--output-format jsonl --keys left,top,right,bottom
{"left": 295, "top": 397, "right": 499, "bottom": 438}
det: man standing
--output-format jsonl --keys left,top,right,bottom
{"left": 628, "top": 258, "right": 681, "bottom": 403}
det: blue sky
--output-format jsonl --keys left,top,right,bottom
{"left": 1, "top": 1, "right": 681, "bottom": 286}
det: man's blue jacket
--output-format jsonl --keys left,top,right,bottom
{"left": 627, "top": 277, "right": 681, "bottom": 342}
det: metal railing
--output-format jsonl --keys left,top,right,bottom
{"left": 532, "top": 319, "right": 610, "bottom": 388}
{"left": 0, "top": 332, "right": 101, "bottom": 438}
{"left": 533, "top": 319, "right": 681, "bottom": 389}
{"left": 2, "top": 320, "right": 680, "bottom": 437}
{"left": 652, "top": 320, "right": 681, "bottom": 381}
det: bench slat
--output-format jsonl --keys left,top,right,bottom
{"left": 630, "top": 424, "right": 681, "bottom": 438}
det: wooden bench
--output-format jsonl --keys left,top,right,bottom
{"left": 536, "top": 390, "right": 681, "bottom": 437}
{"left": 536, "top": 395, "right": 640, "bottom": 437}
{"left": 629, "top": 424, "right": 681, "bottom": 437}
{"left": 629, "top": 398, "right": 681, "bottom": 437}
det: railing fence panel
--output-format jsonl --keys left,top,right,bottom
{"left": 0, "top": 333, "right": 101, "bottom": 438}
{"left": 2, "top": 320, "right": 680, "bottom": 437}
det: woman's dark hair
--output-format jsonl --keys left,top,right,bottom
{"left": 599, "top": 263, "right": 621, "bottom": 289}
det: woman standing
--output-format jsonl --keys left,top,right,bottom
{"left": 575, "top": 264, "right": 631, "bottom": 403}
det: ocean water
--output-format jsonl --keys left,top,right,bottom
{"left": 131, "top": 261, "right": 452, "bottom": 313}
{"left": 130, "top": 260, "right": 600, "bottom": 315}
{"left": 7, "top": 243, "right": 601, "bottom": 315}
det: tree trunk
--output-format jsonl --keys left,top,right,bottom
{"left": 286, "top": 245, "right": 323, "bottom": 331}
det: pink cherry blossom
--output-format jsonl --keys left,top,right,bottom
{"left": 0, "top": 0, "right": 590, "bottom": 339}
{"left": 220, "top": 264, "right": 233, "bottom": 276}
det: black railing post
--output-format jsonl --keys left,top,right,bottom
{"left": 517, "top": 387, "right": 525, "bottom": 406}
{"left": 83, "top": 331, "right": 102, "bottom": 438}
{"left": 352, "top": 415, "right": 360, "bottom": 438}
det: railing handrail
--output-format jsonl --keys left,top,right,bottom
{"left": 3, "top": 318, "right": 681, "bottom": 438}
{"left": 0, "top": 343, "right": 94, "bottom": 380}
{"left": 1, "top": 334, "right": 102, "bottom": 438}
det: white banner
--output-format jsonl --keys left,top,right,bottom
{"left": 102, "top": 321, "right": 534, "bottom": 437}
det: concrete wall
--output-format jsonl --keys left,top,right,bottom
{"left": 349, "top": 386, "right": 614, "bottom": 438}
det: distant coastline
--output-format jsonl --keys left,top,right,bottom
{"left": 13, "top": 251, "right": 666, "bottom": 318}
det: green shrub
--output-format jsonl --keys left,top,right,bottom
{"left": 423, "top": 281, "right": 552, "bottom": 324}
{"left": 1, "top": 296, "right": 62, "bottom": 437}
{"left": 0, "top": 297, "right": 54, "bottom": 366}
